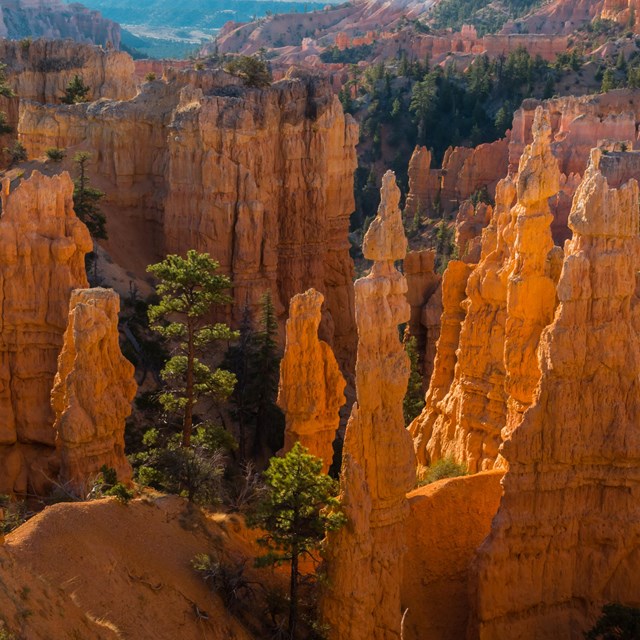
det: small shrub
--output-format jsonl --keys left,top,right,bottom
{"left": 144, "top": 72, "right": 157, "bottom": 82}
{"left": 61, "top": 74, "right": 90, "bottom": 105}
{"left": 192, "top": 554, "right": 254, "bottom": 610}
{"left": 105, "top": 482, "right": 134, "bottom": 504}
{"left": 45, "top": 147, "right": 66, "bottom": 162}
{"left": 417, "top": 457, "right": 468, "bottom": 486}
{"left": 586, "top": 603, "right": 640, "bottom": 639}
{"left": 194, "top": 62, "right": 204, "bottom": 71}
{"left": 0, "top": 495, "right": 28, "bottom": 534}
{"left": 3, "top": 141, "right": 26, "bottom": 166}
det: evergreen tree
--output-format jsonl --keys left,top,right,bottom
{"left": 601, "top": 68, "right": 617, "bottom": 93}
{"left": 224, "top": 55, "right": 272, "bottom": 88}
{"left": 403, "top": 331, "right": 425, "bottom": 425}
{"left": 0, "top": 63, "right": 15, "bottom": 135}
{"left": 73, "top": 152, "right": 107, "bottom": 239}
{"left": 147, "top": 250, "right": 238, "bottom": 447}
{"left": 61, "top": 74, "right": 90, "bottom": 104}
{"left": 249, "top": 443, "right": 345, "bottom": 640}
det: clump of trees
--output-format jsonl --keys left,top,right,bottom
{"left": 224, "top": 55, "right": 272, "bottom": 88}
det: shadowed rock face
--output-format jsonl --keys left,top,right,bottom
{"left": 277, "top": 288, "right": 345, "bottom": 472}
{"left": 19, "top": 70, "right": 359, "bottom": 375}
{"left": 52, "top": 287, "right": 136, "bottom": 492}
{"left": 469, "top": 149, "right": 640, "bottom": 639}
{"left": 321, "top": 171, "right": 415, "bottom": 640}
{"left": 411, "top": 107, "right": 559, "bottom": 474}
{"left": 0, "top": 170, "right": 91, "bottom": 496}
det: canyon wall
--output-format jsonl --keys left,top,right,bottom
{"left": 18, "top": 70, "right": 358, "bottom": 372}
{"left": 51, "top": 288, "right": 135, "bottom": 491}
{"left": 0, "top": 171, "right": 92, "bottom": 496}
{"left": 277, "top": 288, "right": 345, "bottom": 472}
{"left": 322, "top": 171, "right": 415, "bottom": 640}
{"left": 0, "top": 0, "right": 121, "bottom": 48}
{"left": 0, "top": 39, "right": 136, "bottom": 104}
{"left": 411, "top": 107, "right": 559, "bottom": 474}
{"left": 469, "top": 149, "right": 640, "bottom": 639}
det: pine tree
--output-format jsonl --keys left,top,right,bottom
{"left": 73, "top": 152, "right": 107, "bottom": 239}
{"left": 249, "top": 443, "right": 345, "bottom": 640}
{"left": 147, "top": 250, "right": 238, "bottom": 447}
{"left": 61, "top": 74, "right": 90, "bottom": 104}
{"left": 403, "top": 331, "right": 425, "bottom": 425}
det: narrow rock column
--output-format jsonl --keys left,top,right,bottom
{"left": 277, "top": 288, "right": 346, "bottom": 472}
{"left": 469, "top": 150, "right": 640, "bottom": 639}
{"left": 51, "top": 288, "right": 136, "bottom": 492}
{"left": 322, "top": 171, "right": 415, "bottom": 640}
{"left": 502, "top": 107, "right": 559, "bottom": 445}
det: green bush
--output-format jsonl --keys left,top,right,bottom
{"left": 3, "top": 141, "right": 26, "bottom": 166}
{"left": 417, "top": 458, "right": 468, "bottom": 486}
{"left": 45, "top": 147, "right": 66, "bottom": 162}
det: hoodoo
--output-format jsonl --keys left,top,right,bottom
{"left": 322, "top": 171, "right": 415, "bottom": 640}
{"left": 277, "top": 288, "right": 346, "bottom": 472}
{"left": 51, "top": 288, "right": 136, "bottom": 492}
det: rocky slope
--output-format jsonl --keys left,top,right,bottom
{"left": 18, "top": 68, "right": 359, "bottom": 373}
{"left": 322, "top": 171, "right": 415, "bottom": 640}
{"left": 469, "top": 147, "right": 640, "bottom": 639}
{"left": 0, "top": 0, "right": 121, "bottom": 48}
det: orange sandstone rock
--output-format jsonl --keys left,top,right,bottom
{"left": 19, "top": 71, "right": 358, "bottom": 374}
{"left": 51, "top": 288, "right": 136, "bottom": 491}
{"left": 404, "top": 249, "right": 441, "bottom": 382}
{"left": 0, "top": 171, "right": 91, "bottom": 495}
{"left": 412, "top": 107, "right": 559, "bottom": 473}
{"left": 322, "top": 171, "right": 415, "bottom": 640}
{"left": 402, "top": 471, "right": 504, "bottom": 640}
{"left": 277, "top": 288, "right": 346, "bottom": 472}
{"left": 405, "top": 146, "right": 439, "bottom": 220}
{"left": 469, "top": 150, "right": 640, "bottom": 639}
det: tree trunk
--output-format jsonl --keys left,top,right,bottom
{"left": 289, "top": 547, "right": 298, "bottom": 640}
{"left": 182, "top": 325, "right": 194, "bottom": 448}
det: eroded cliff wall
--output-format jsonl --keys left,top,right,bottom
{"left": 0, "top": 170, "right": 91, "bottom": 495}
{"left": 469, "top": 149, "right": 640, "bottom": 639}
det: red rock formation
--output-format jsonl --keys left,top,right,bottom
{"left": 0, "top": 0, "right": 121, "bottom": 48}
{"left": 470, "top": 149, "right": 640, "bottom": 640}
{"left": 0, "top": 171, "right": 92, "bottom": 496}
{"left": 322, "top": 171, "right": 415, "bottom": 640}
{"left": 438, "top": 137, "right": 509, "bottom": 214}
{"left": 404, "top": 146, "right": 439, "bottom": 220}
{"left": 410, "top": 260, "right": 473, "bottom": 458}
{"left": 51, "top": 288, "right": 136, "bottom": 491}
{"left": 277, "top": 288, "right": 346, "bottom": 472}
{"left": 404, "top": 249, "right": 441, "bottom": 381}
{"left": 19, "top": 70, "right": 358, "bottom": 373}
{"left": 412, "top": 107, "right": 559, "bottom": 473}
{"left": 455, "top": 201, "right": 492, "bottom": 260}
{"left": 402, "top": 471, "right": 504, "bottom": 640}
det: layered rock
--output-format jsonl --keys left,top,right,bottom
{"left": 0, "top": 1, "right": 121, "bottom": 48}
{"left": 277, "top": 288, "right": 346, "bottom": 472}
{"left": 18, "top": 70, "right": 358, "bottom": 372}
{"left": 51, "top": 288, "right": 135, "bottom": 491}
{"left": 0, "top": 171, "right": 92, "bottom": 495}
{"left": 322, "top": 171, "right": 415, "bottom": 640}
{"left": 402, "top": 471, "right": 504, "bottom": 640}
{"left": 0, "top": 39, "right": 136, "bottom": 104}
{"left": 412, "top": 107, "right": 559, "bottom": 473}
{"left": 470, "top": 150, "right": 640, "bottom": 639}
{"left": 404, "top": 146, "right": 439, "bottom": 220}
